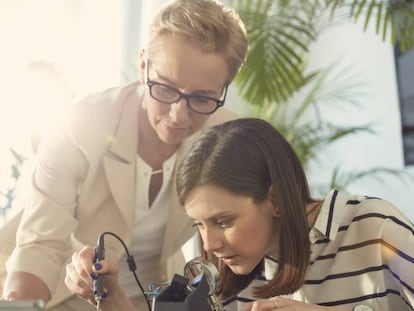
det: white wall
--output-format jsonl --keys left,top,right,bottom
{"left": 305, "top": 20, "right": 414, "bottom": 221}
{"left": 222, "top": 11, "right": 414, "bottom": 222}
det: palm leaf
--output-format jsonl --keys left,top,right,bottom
{"left": 246, "top": 61, "right": 371, "bottom": 167}
{"left": 325, "top": 0, "right": 414, "bottom": 52}
{"left": 328, "top": 166, "right": 414, "bottom": 191}
{"left": 231, "top": 0, "right": 318, "bottom": 105}
{"left": 284, "top": 124, "right": 374, "bottom": 166}
{"left": 230, "top": 0, "right": 414, "bottom": 195}
{"left": 232, "top": 0, "right": 414, "bottom": 109}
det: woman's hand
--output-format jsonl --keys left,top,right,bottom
{"left": 244, "top": 296, "right": 343, "bottom": 310}
{"left": 64, "top": 245, "right": 120, "bottom": 305}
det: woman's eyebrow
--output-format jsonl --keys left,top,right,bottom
{"left": 153, "top": 68, "right": 218, "bottom": 96}
{"left": 206, "top": 212, "right": 234, "bottom": 221}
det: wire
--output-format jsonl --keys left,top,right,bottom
{"left": 94, "top": 231, "right": 152, "bottom": 311}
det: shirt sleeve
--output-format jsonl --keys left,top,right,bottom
{"left": 6, "top": 121, "right": 87, "bottom": 293}
{"left": 380, "top": 202, "right": 414, "bottom": 309}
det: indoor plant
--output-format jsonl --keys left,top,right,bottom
{"left": 229, "top": 0, "right": 414, "bottom": 192}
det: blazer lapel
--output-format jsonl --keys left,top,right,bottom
{"left": 161, "top": 131, "right": 201, "bottom": 260}
{"left": 104, "top": 88, "right": 140, "bottom": 227}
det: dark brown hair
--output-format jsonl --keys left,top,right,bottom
{"left": 176, "top": 118, "right": 314, "bottom": 299}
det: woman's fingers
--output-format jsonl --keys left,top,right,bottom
{"left": 64, "top": 246, "right": 99, "bottom": 300}
{"left": 65, "top": 261, "right": 94, "bottom": 302}
{"left": 244, "top": 297, "right": 278, "bottom": 311}
{"left": 64, "top": 245, "right": 121, "bottom": 305}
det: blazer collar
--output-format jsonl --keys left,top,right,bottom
{"left": 161, "top": 129, "right": 203, "bottom": 260}
{"left": 104, "top": 84, "right": 142, "bottom": 231}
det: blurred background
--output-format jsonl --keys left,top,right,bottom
{"left": 0, "top": 0, "right": 413, "bottom": 230}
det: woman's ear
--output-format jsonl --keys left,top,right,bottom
{"left": 138, "top": 49, "right": 146, "bottom": 84}
{"left": 268, "top": 185, "right": 280, "bottom": 217}
{"left": 272, "top": 207, "right": 280, "bottom": 217}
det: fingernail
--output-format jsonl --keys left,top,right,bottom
{"left": 90, "top": 272, "right": 98, "bottom": 280}
{"left": 94, "top": 263, "right": 102, "bottom": 270}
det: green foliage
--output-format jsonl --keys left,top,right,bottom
{"left": 327, "top": 166, "right": 414, "bottom": 191}
{"left": 231, "top": 0, "right": 414, "bottom": 107}
{"left": 230, "top": 0, "right": 414, "bottom": 193}
{"left": 231, "top": 0, "right": 319, "bottom": 104}
{"left": 325, "top": 0, "right": 414, "bottom": 52}
{"left": 246, "top": 66, "right": 374, "bottom": 168}
{"left": 0, "top": 149, "right": 25, "bottom": 215}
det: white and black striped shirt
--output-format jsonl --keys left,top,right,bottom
{"left": 223, "top": 190, "right": 414, "bottom": 311}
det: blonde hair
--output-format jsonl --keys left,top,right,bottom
{"left": 147, "top": 0, "right": 248, "bottom": 82}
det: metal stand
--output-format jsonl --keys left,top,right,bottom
{"left": 152, "top": 274, "right": 212, "bottom": 311}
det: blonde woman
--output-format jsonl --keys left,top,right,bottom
{"left": 1, "top": 1, "right": 248, "bottom": 310}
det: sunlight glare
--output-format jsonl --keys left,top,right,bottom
{"left": 0, "top": 0, "right": 122, "bottom": 210}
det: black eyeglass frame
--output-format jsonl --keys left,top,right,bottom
{"left": 146, "top": 59, "right": 228, "bottom": 115}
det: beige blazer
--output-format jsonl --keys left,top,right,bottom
{"left": 0, "top": 81, "right": 237, "bottom": 308}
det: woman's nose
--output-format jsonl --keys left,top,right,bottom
{"left": 201, "top": 228, "right": 223, "bottom": 253}
{"left": 169, "top": 98, "right": 190, "bottom": 123}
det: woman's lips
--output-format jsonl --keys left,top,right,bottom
{"left": 165, "top": 125, "right": 187, "bottom": 136}
{"left": 220, "top": 256, "right": 236, "bottom": 265}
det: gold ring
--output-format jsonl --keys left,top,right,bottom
{"left": 269, "top": 296, "right": 278, "bottom": 309}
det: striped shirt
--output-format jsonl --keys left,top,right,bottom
{"left": 223, "top": 190, "right": 414, "bottom": 311}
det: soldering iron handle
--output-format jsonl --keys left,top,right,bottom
{"left": 93, "top": 239, "right": 105, "bottom": 301}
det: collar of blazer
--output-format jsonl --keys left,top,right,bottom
{"left": 103, "top": 83, "right": 141, "bottom": 230}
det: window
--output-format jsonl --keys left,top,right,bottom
{"left": 0, "top": 0, "right": 122, "bottom": 216}
{"left": 394, "top": 44, "right": 414, "bottom": 165}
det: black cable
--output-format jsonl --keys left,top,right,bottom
{"left": 93, "top": 231, "right": 152, "bottom": 311}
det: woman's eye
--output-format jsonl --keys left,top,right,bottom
{"left": 191, "top": 96, "right": 210, "bottom": 105}
{"left": 158, "top": 85, "right": 175, "bottom": 96}
{"left": 192, "top": 222, "right": 203, "bottom": 229}
{"left": 216, "top": 219, "right": 232, "bottom": 228}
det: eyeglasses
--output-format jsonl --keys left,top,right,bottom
{"left": 146, "top": 59, "right": 228, "bottom": 115}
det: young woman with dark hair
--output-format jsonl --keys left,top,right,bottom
{"left": 63, "top": 118, "right": 414, "bottom": 310}
{"left": 175, "top": 118, "right": 414, "bottom": 311}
